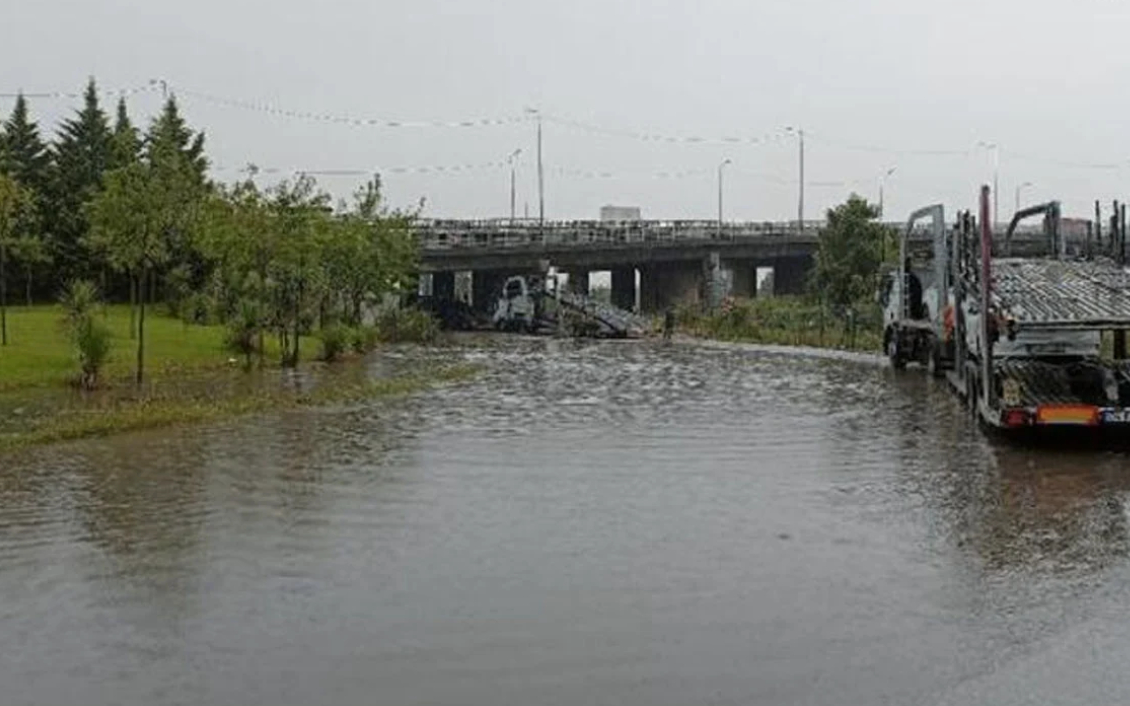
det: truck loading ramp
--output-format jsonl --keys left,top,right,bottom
{"left": 991, "top": 258, "right": 1130, "bottom": 329}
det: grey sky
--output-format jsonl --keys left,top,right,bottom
{"left": 6, "top": 0, "right": 1130, "bottom": 222}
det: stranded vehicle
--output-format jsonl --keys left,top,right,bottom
{"left": 894, "top": 187, "right": 1130, "bottom": 432}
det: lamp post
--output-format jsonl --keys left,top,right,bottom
{"left": 977, "top": 141, "right": 999, "bottom": 230}
{"left": 878, "top": 167, "right": 896, "bottom": 219}
{"left": 717, "top": 158, "right": 732, "bottom": 239}
{"left": 507, "top": 148, "right": 522, "bottom": 223}
{"left": 1015, "top": 181, "right": 1033, "bottom": 212}
{"left": 785, "top": 126, "right": 805, "bottom": 229}
{"left": 524, "top": 108, "right": 544, "bottom": 232}
{"left": 879, "top": 167, "right": 896, "bottom": 263}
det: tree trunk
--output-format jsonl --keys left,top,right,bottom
{"left": 129, "top": 272, "right": 137, "bottom": 340}
{"left": 1, "top": 241, "right": 7, "bottom": 347}
{"left": 136, "top": 266, "right": 146, "bottom": 386}
{"left": 25, "top": 265, "right": 32, "bottom": 307}
{"left": 291, "top": 286, "right": 302, "bottom": 367}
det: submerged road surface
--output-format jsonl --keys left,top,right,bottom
{"left": 4, "top": 338, "right": 1130, "bottom": 705}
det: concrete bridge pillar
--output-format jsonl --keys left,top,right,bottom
{"left": 432, "top": 271, "right": 456, "bottom": 301}
{"left": 565, "top": 270, "right": 590, "bottom": 296}
{"left": 611, "top": 268, "right": 636, "bottom": 311}
{"left": 639, "top": 262, "right": 703, "bottom": 313}
{"left": 471, "top": 270, "right": 506, "bottom": 313}
{"left": 772, "top": 256, "right": 812, "bottom": 296}
{"left": 724, "top": 260, "right": 756, "bottom": 298}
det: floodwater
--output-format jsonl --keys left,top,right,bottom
{"left": 4, "top": 337, "right": 1130, "bottom": 705}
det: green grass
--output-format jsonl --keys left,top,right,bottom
{"left": 0, "top": 363, "right": 480, "bottom": 452}
{"left": 0, "top": 304, "right": 318, "bottom": 392}
{"left": 676, "top": 296, "right": 883, "bottom": 353}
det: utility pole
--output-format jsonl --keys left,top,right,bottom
{"left": 717, "top": 159, "right": 731, "bottom": 239}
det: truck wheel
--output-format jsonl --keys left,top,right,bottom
{"left": 886, "top": 330, "right": 906, "bottom": 370}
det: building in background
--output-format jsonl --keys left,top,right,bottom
{"left": 600, "top": 205, "right": 641, "bottom": 221}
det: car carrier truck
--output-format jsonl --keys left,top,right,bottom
{"left": 937, "top": 186, "right": 1130, "bottom": 430}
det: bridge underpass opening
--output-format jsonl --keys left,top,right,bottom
{"left": 756, "top": 266, "right": 775, "bottom": 297}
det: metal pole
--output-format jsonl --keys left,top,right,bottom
{"left": 717, "top": 159, "right": 731, "bottom": 239}
{"left": 537, "top": 113, "right": 544, "bottom": 232}
{"left": 510, "top": 165, "right": 516, "bottom": 223}
{"left": 798, "top": 129, "right": 805, "bottom": 230}
{"left": 993, "top": 148, "right": 999, "bottom": 232}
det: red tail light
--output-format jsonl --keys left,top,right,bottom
{"left": 1003, "top": 409, "right": 1031, "bottom": 427}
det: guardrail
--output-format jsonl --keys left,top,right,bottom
{"left": 417, "top": 219, "right": 823, "bottom": 250}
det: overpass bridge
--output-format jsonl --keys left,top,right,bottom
{"left": 417, "top": 219, "right": 830, "bottom": 313}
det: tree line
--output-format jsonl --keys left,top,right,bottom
{"left": 0, "top": 79, "right": 422, "bottom": 383}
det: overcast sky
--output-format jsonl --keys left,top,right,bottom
{"left": 6, "top": 0, "right": 1130, "bottom": 223}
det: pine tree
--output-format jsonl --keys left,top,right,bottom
{"left": 50, "top": 77, "right": 113, "bottom": 283}
{"left": 109, "top": 97, "right": 141, "bottom": 170}
{"left": 145, "top": 95, "right": 207, "bottom": 182}
{"left": 1, "top": 93, "right": 51, "bottom": 195}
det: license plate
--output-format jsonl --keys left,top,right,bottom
{"left": 1101, "top": 409, "right": 1130, "bottom": 424}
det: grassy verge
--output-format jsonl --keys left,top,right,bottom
{"left": 0, "top": 304, "right": 319, "bottom": 392}
{"left": 0, "top": 363, "right": 480, "bottom": 452}
{"left": 675, "top": 296, "right": 883, "bottom": 352}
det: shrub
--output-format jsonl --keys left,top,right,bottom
{"left": 72, "top": 318, "right": 113, "bottom": 389}
{"left": 352, "top": 326, "right": 380, "bottom": 354}
{"left": 375, "top": 307, "right": 439, "bottom": 344}
{"left": 318, "top": 323, "right": 353, "bottom": 362}
{"left": 223, "top": 299, "right": 262, "bottom": 367}
{"left": 59, "top": 280, "right": 111, "bottom": 389}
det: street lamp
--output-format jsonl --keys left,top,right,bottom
{"left": 1015, "top": 181, "right": 1033, "bottom": 212}
{"left": 785, "top": 126, "right": 805, "bottom": 229}
{"left": 507, "top": 148, "right": 522, "bottom": 223}
{"left": 717, "top": 158, "right": 732, "bottom": 238}
{"left": 879, "top": 167, "right": 896, "bottom": 219}
{"left": 524, "top": 107, "right": 544, "bottom": 231}
{"left": 977, "top": 141, "right": 1000, "bottom": 229}
{"left": 879, "top": 167, "right": 896, "bottom": 263}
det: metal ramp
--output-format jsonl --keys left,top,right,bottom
{"left": 991, "top": 258, "right": 1130, "bottom": 329}
{"left": 556, "top": 291, "right": 647, "bottom": 337}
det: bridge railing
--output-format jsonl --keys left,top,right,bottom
{"left": 417, "top": 219, "right": 822, "bottom": 250}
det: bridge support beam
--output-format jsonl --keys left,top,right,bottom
{"left": 611, "top": 268, "right": 636, "bottom": 311}
{"left": 565, "top": 270, "right": 589, "bottom": 296}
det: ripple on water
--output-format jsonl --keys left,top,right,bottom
{"left": 5, "top": 337, "right": 1130, "bottom": 706}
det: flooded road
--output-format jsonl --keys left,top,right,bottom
{"left": 4, "top": 337, "right": 1130, "bottom": 705}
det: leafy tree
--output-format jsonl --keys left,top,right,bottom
{"left": 0, "top": 93, "right": 51, "bottom": 194}
{"left": 51, "top": 78, "right": 113, "bottom": 282}
{"left": 10, "top": 228, "right": 51, "bottom": 306}
{"left": 0, "top": 174, "right": 35, "bottom": 345}
{"left": 86, "top": 151, "right": 203, "bottom": 384}
{"left": 809, "top": 194, "right": 886, "bottom": 315}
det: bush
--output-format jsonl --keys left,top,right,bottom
{"left": 375, "top": 307, "right": 439, "bottom": 344}
{"left": 319, "top": 323, "right": 353, "bottom": 362}
{"left": 223, "top": 299, "right": 262, "bottom": 367}
{"left": 352, "top": 326, "right": 380, "bottom": 354}
{"left": 60, "top": 280, "right": 111, "bottom": 389}
{"left": 72, "top": 318, "right": 113, "bottom": 389}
